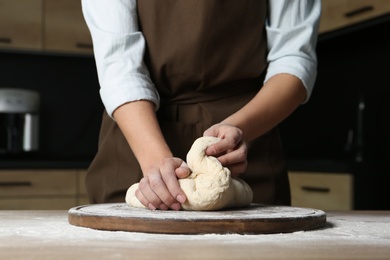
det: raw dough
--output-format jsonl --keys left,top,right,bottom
{"left": 125, "top": 136, "right": 253, "bottom": 210}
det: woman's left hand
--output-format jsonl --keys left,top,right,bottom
{"left": 203, "top": 123, "right": 248, "bottom": 177}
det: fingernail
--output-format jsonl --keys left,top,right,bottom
{"left": 171, "top": 203, "right": 181, "bottom": 211}
{"left": 176, "top": 195, "right": 186, "bottom": 204}
{"left": 148, "top": 203, "right": 156, "bottom": 210}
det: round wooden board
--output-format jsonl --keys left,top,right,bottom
{"left": 68, "top": 203, "right": 326, "bottom": 234}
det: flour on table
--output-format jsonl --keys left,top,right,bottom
{"left": 125, "top": 136, "right": 253, "bottom": 210}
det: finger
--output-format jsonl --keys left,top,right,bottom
{"left": 217, "top": 146, "right": 247, "bottom": 167}
{"left": 137, "top": 178, "right": 159, "bottom": 210}
{"left": 138, "top": 176, "right": 171, "bottom": 210}
{"left": 224, "top": 161, "right": 248, "bottom": 177}
{"left": 135, "top": 186, "right": 166, "bottom": 210}
{"left": 160, "top": 158, "right": 187, "bottom": 209}
{"left": 175, "top": 161, "right": 191, "bottom": 179}
{"left": 206, "top": 136, "right": 240, "bottom": 157}
{"left": 203, "top": 125, "right": 218, "bottom": 137}
{"left": 149, "top": 172, "right": 179, "bottom": 210}
{"left": 216, "top": 139, "right": 247, "bottom": 165}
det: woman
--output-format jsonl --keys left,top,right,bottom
{"left": 81, "top": 0, "right": 321, "bottom": 210}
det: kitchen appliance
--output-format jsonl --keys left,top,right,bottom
{"left": 0, "top": 88, "right": 40, "bottom": 155}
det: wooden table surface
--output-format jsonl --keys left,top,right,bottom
{"left": 0, "top": 210, "right": 389, "bottom": 259}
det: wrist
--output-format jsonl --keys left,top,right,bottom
{"left": 139, "top": 149, "right": 174, "bottom": 175}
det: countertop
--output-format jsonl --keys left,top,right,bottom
{"left": 0, "top": 210, "right": 389, "bottom": 259}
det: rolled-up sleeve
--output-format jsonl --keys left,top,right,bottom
{"left": 81, "top": 0, "right": 159, "bottom": 117}
{"left": 265, "top": 0, "right": 321, "bottom": 103}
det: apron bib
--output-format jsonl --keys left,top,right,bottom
{"left": 86, "top": 0, "right": 290, "bottom": 205}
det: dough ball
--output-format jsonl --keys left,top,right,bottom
{"left": 125, "top": 136, "right": 253, "bottom": 210}
{"left": 125, "top": 183, "right": 144, "bottom": 208}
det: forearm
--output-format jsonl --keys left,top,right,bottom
{"left": 113, "top": 100, "right": 172, "bottom": 174}
{"left": 223, "top": 73, "right": 306, "bottom": 142}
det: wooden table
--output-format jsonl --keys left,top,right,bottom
{"left": 0, "top": 210, "right": 389, "bottom": 259}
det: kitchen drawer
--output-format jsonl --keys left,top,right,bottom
{"left": 0, "top": 197, "right": 76, "bottom": 210}
{"left": 0, "top": 170, "right": 77, "bottom": 196}
{"left": 289, "top": 171, "right": 353, "bottom": 210}
{"left": 320, "top": 0, "right": 390, "bottom": 33}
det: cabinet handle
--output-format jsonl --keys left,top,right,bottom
{"left": 345, "top": 6, "right": 374, "bottom": 18}
{"left": 0, "top": 181, "right": 32, "bottom": 187}
{"left": 301, "top": 186, "right": 330, "bottom": 193}
{"left": 0, "top": 37, "right": 12, "bottom": 44}
{"left": 75, "top": 43, "right": 93, "bottom": 49}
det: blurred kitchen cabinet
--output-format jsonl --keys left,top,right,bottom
{"left": 320, "top": 0, "right": 390, "bottom": 33}
{"left": 44, "top": 0, "right": 93, "bottom": 54}
{"left": 0, "top": 0, "right": 43, "bottom": 51}
{"left": 0, "top": 0, "right": 92, "bottom": 55}
{"left": 76, "top": 170, "right": 89, "bottom": 205}
{"left": 0, "top": 197, "right": 77, "bottom": 210}
{"left": 0, "top": 169, "right": 88, "bottom": 210}
{"left": 289, "top": 171, "right": 354, "bottom": 210}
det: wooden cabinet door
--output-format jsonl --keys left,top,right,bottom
{"left": 76, "top": 170, "right": 89, "bottom": 205}
{"left": 0, "top": 169, "right": 78, "bottom": 210}
{"left": 0, "top": 0, "right": 42, "bottom": 50}
{"left": 44, "top": 0, "right": 93, "bottom": 54}
{"left": 0, "top": 198, "right": 77, "bottom": 210}
{"left": 320, "top": 0, "right": 390, "bottom": 33}
{"left": 0, "top": 170, "right": 77, "bottom": 196}
{"left": 289, "top": 172, "right": 354, "bottom": 210}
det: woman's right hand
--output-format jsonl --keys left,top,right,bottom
{"left": 113, "top": 100, "right": 189, "bottom": 211}
{"left": 135, "top": 157, "right": 190, "bottom": 210}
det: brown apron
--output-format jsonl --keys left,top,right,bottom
{"left": 86, "top": 0, "right": 291, "bottom": 206}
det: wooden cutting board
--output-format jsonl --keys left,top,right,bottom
{"left": 68, "top": 203, "right": 326, "bottom": 234}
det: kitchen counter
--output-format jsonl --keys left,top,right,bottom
{"left": 0, "top": 210, "right": 389, "bottom": 259}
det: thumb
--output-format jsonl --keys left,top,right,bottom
{"left": 203, "top": 125, "right": 218, "bottom": 137}
{"left": 175, "top": 161, "right": 191, "bottom": 179}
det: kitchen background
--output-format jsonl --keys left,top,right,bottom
{"left": 0, "top": 0, "right": 389, "bottom": 210}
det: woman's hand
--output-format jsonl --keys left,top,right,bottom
{"left": 203, "top": 124, "right": 248, "bottom": 177}
{"left": 114, "top": 100, "right": 190, "bottom": 211}
{"left": 136, "top": 157, "right": 190, "bottom": 211}
{"left": 202, "top": 75, "right": 307, "bottom": 177}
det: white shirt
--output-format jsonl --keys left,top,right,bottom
{"left": 82, "top": 0, "right": 321, "bottom": 117}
